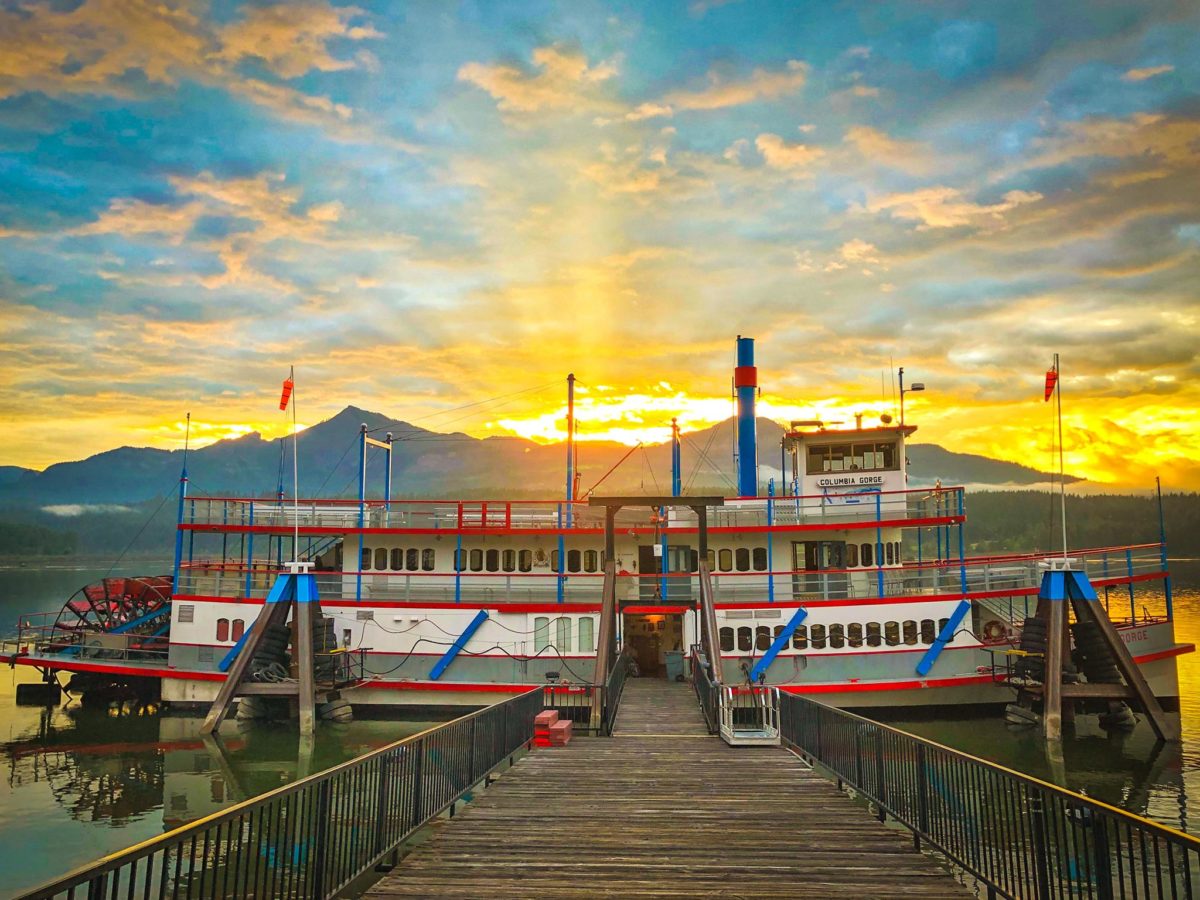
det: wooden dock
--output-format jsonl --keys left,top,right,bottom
{"left": 365, "top": 680, "right": 971, "bottom": 898}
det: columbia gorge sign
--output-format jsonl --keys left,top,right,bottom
{"left": 815, "top": 475, "right": 886, "bottom": 488}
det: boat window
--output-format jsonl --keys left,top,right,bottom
{"left": 737, "top": 627, "right": 752, "bottom": 652}
{"left": 231, "top": 619, "right": 245, "bottom": 642}
{"left": 689, "top": 549, "right": 700, "bottom": 572}
{"left": 774, "top": 625, "right": 786, "bottom": 644}
{"left": 861, "top": 543, "right": 873, "bottom": 567}
{"left": 938, "top": 618, "right": 950, "bottom": 639}
{"left": 551, "top": 550, "right": 559, "bottom": 571}
{"left": 422, "top": 548, "right": 435, "bottom": 571}
{"left": 752, "top": 548, "right": 767, "bottom": 571}
{"left": 847, "top": 623, "right": 863, "bottom": 648}
{"left": 361, "top": 548, "right": 372, "bottom": 570}
{"left": 806, "top": 441, "right": 898, "bottom": 474}
{"left": 583, "top": 550, "right": 598, "bottom": 573}
{"left": 866, "top": 622, "right": 882, "bottom": 647}
{"left": 920, "top": 619, "right": 937, "bottom": 644}
{"left": 567, "top": 549, "right": 581, "bottom": 573}
{"left": 502, "top": 549, "right": 516, "bottom": 572}
{"left": 903, "top": 621, "right": 918, "bottom": 645}
{"left": 374, "top": 548, "right": 387, "bottom": 570}
{"left": 735, "top": 548, "right": 750, "bottom": 571}
{"left": 454, "top": 550, "right": 465, "bottom": 571}
{"left": 719, "top": 549, "right": 733, "bottom": 571}
{"left": 706, "top": 549, "right": 716, "bottom": 570}
{"left": 485, "top": 549, "right": 499, "bottom": 572}
{"left": 886, "top": 543, "right": 895, "bottom": 566}
{"left": 894, "top": 542, "right": 902, "bottom": 565}
{"left": 519, "top": 549, "right": 532, "bottom": 572}
{"left": 755, "top": 626, "right": 772, "bottom": 651}
{"left": 470, "top": 549, "right": 483, "bottom": 572}
{"left": 828, "top": 623, "right": 845, "bottom": 649}
{"left": 391, "top": 548, "right": 403, "bottom": 570}
{"left": 846, "top": 544, "right": 858, "bottom": 567}
{"left": 534, "top": 617, "right": 550, "bottom": 652}
{"left": 884, "top": 621, "right": 900, "bottom": 646}
{"left": 720, "top": 627, "right": 735, "bottom": 652}
{"left": 406, "top": 548, "right": 418, "bottom": 571}
{"left": 556, "top": 617, "right": 572, "bottom": 652}
{"left": 809, "top": 624, "right": 827, "bottom": 649}
{"left": 216, "top": 618, "right": 229, "bottom": 642}
{"left": 578, "top": 617, "right": 594, "bottom": 652}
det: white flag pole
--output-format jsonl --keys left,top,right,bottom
{"left": 291, "top": 365, "right": 299, "bottom": 564}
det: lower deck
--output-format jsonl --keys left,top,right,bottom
{"left": 365, "top": 679, "right": 970, "bottom": 898}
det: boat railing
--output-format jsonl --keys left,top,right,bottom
{"left": 689, "top": 644, "right": 720, "bottom": 734}
{"left": 16, "top": 688, "right": 545, "bottom": 900}
{"left": 172, "top": 543, "right": 1167, "bottom": 606}
{"left": 540, "top": 650, "right": 631, "bottom": 736}
{"left": 8, "top": 617, "right": 171, "bottom": 665}
{"left": 779, "top": 691, "right": 1200, "bottom": 898}
{"left": 179, "top": 486, "right": 967, "bottom": 533}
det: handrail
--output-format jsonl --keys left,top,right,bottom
{"left": 19, "top": 688, "right": 544, "bottom": 900}
{"left": 690, "top": 643, "right": 720, "bottom": 734}
{"left": 779, "top": 693, "right": 1200, "bottom": 899}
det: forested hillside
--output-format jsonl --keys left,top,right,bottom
{"left": 963, "top": 491, "right": 1199, "bottom": 556}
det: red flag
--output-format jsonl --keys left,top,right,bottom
{"left": 279, "top": 378, "right": 293, "bottom": 411}
{"left": 1043, "top": 368, "right": 1057, "bottom": 401}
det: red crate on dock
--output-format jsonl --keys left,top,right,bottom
{"left": 548, "top": 719, "right": 573, "bottom": 746}
{"left": 534, "top": 710, "right": 559, "bottom": 747}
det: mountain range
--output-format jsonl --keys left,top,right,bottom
{"left": 0, "top": 406, "right": 1080, "bottom": 506}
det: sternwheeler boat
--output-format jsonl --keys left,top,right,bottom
{"left": 1, "top": 338, "right": 1188, "bottom": 714}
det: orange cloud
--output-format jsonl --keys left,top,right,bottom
{"left": 458, "top": 46, "right": 619, "bottom": 113}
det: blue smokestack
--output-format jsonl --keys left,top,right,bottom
{"left": 735, "top": 336, "right": 758, "bottom": 497}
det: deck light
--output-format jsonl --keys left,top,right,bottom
{"left": 898, "top": 367, "right": 926, "bottom": 426}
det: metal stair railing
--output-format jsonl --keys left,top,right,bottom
{"left": 718, "top": 685, "right": 781, "bottom": 747}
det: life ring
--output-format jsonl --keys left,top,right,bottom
{"left": 981, "top": 620, "right": 1006, "bottom": 642}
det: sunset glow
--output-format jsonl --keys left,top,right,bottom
{"left": 0, "top": 2, "right": 1197, "bottom": 491}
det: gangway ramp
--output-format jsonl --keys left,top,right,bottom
{"left": 365, "top": 679, "right": 968, "bottom": 899}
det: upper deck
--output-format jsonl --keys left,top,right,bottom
{"left": 178, "top": 485, "right": 965, "bottom": 536}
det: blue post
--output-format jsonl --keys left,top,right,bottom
{"left": 454, "top": 532, "right": 462, "bottom": 603}
{"left": 171, "top": 424, "right": 190, "bottom": 595}
{"left": 556, "top": 503, "right": 565, "bottom": 603}
{"left": 875, "top": 492, "right": 884, "bottom": 598}
{"left": 734, "top": 336, "right": 758, "bottom": 497}
{"left": 1157, "top": 476, "right": 1173, "bottom": 619}
{"left": 957, "top": 489, "right": 967, "bottom": 594}
{"left": 1127, "top": 548, "right": 1135, "bottom": 620}
{"left": 767, "top": 479, "right": 775, "bottom": 603}
{"left": 357, "top": 424, "right": 366, "bottom": 602}
{"left": 915, "top": 600, "right": 971, "bottom": 677}
{"left": 750, "top": 606, "right": 807, "bottom": 682}
{"left": 430, "top": 610, "right": 490, "bottom": 680}
{"left": 384, "top": 432, "right": 393, "bottom": 529}
{"left": 660, "top": 507, "right": 669, "bottom": 601}
{"left": 244, "top": 502, "right": 254, "bottom": 598}
{"left": 671, "top": 418, "right": 682, "bottom": 497}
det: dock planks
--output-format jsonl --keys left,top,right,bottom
{"left": 365, "top": 680, "right": 970, "bottom": 899}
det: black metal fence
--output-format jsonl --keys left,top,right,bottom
{"left": 779, "top": 692, "right": 1200, "bottom": 899}
{"left": 20, "top": 688, "right": 544, "bottom": 900}
{"left": 542, "top": 651, "right": 632, "bottom": 736}
{"left": 690, "top": 644, "right": 719, "bottom": 734}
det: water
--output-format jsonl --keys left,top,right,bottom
{"left": 1, "top": 561, "right": 1198, "bottom": 895}
{"left": 0, "top": 561, "right": 447, "bottom": 898}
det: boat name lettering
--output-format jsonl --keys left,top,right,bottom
{"left": 1121, "top": 629, "right": 1148, "bottom": 644}
{"left": 815, "top": 475, "right": 885, "bottom": 487}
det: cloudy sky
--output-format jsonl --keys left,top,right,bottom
{"left": 1, "top": 0, "right": 1198, "bottom": 490}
